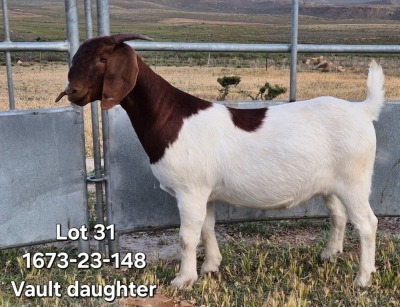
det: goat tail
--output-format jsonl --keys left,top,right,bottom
{"left": 362, "top": 60, "right": 385, "bottom": 121}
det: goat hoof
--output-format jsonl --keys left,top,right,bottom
{"left": 355, "top": 274, "right": 373, "bottom": 288}
{"left": 320, "top": 250, "right": 341, "bottom": 262}
{"left": 171, "top": 273, "right": 198, "bottom": 290}
{"left": 200, "top": 262, "right": 220, "bottom": 275}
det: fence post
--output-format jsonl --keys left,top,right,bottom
{"left": 65, "top": 0, "right": 91, "bottom": 254}
{"left": 1, "top": 0, "right": 15, "bottom": 110}
{"left": 84, "top": 0, "right": 94, "bottom": 39}
{"left": 97, "top": 0, "right": 119, "bottom": 256}
{"left": 83, "top": 0, "right": 107, "bottom": 256}
{"left": 289, "top": 0, "right": 299, "bottom": 102}
{"left": 65, "top": 0, "right": 80, "bottom": 65}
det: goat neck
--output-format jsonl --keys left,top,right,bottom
{"left": 120, "top": 57, "right": 212, "bottom": 164}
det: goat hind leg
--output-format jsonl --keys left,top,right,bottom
{"left": 321, "top": 194, "right": 347, "bottom": 262}
{"left": 200, "top": 202, "right": 222, "bottom": 275}
{"left": 339, "top": 193, "right": 377, "bottom": 287}
{"left": 354, "top": 205, "right": 377, "bottom": 287}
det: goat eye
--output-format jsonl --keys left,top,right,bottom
{"left": 100, "top": 58, "right": 107, "bottom": 63}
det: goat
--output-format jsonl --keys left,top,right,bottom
{"left": 56, "top": 33, "right": 385, "bottom": 289}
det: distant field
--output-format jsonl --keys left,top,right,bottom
{"left": 2, "top": 1, "right": 400, "bottom": 47}
{"left": 159, "top": 17, "right": 266, "bottom": 26}
{"left": 2, "top": 0, "right": 400, "bottom": 72}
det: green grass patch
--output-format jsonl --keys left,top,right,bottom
{"left": 226, "top": 219, "right": 318, "bottom": 238}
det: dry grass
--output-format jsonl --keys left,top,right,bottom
{"left": 0, "top": 63, "right": 69, "bottom": 110}
{"left": 1, "top": 62, "right": 400, "bottom": 156}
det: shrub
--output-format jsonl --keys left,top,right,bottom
{"left": 259, "top": 82, "right": 287, "bottom": 100}
{"left": 242, "top": 82, "right": 287, "bottom": 100}
{"left": 217, "top": 75, "right": 241, "bottom": 100}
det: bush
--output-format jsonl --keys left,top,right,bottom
{"left": 259, "top": 82, "right": 287, "bottom": 100}
{"left": 217, "top": 75, "right": 241, "bottom": 100}
{"left": 217, "top": 76, "right": 287, "bottom": 101}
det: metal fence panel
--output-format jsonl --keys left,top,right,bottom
{"left": 371, "top": 103, "right": 400, "bottom": 215}
{"left": 107, "top": 102, "right": 400, "bottom": 233}
{"left": 0, "top": 106, "right": 88, "bottom": 249}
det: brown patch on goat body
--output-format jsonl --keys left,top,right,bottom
{"left": 228, "top": 107, "right": 268, "bottom": 132}
{"left": 121, "top": 57, "right": 212, "bottom": 164}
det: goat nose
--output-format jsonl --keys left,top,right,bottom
{"left": 66, "top": 86, "right": 81, "bottom": 96}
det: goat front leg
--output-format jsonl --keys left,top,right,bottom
{"left": 200, "top": 202, "right": 222, "bottom": 275}
{"left": 171, "top": 192, "right": 208, "bottom": 289}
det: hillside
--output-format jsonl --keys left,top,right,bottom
{"left": 116, "top": 0, "right": 400, "bottom": 19}
{"left": 301, "top": 4, "right": 400, "bottom": 19}
{"left": 5, "top": 0, "right": 400, "bottom": 20}
{"left": 1, "top": 0, "right": 400, "bottom": 46}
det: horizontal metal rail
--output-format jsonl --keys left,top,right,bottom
{"left": 0, "top": 41, "right": 69, "bottom": 52}
{"left": 129, "top": 42, "right": 400, "bottom": 54}
{"left": 298, "top": 44, "right": 400, "bottom": 53}
{"left": 129, "top": 42, "right": 289, "bottom": 53}
{"left": 1, "top": 41, "right": 400, "bottom": 54}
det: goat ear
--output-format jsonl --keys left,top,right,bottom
{"left": 101, "top": 44, "right": 139, "bottom": 110}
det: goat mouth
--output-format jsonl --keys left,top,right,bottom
{"left": 68, "top": 93, "right": 90, "bottom": 107}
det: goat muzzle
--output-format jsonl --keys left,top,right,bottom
{"left": 56, "top": 85, "right": 90, "bottom": 105}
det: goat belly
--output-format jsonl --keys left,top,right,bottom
{"left": 210, "top": 175, "right": 320, "bottom": 210}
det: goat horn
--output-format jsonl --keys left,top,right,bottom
{"left": 112, "top": 33, "right": 153, "bottom": 44}
{"left": 55, "top": 90, "right": 66, "bottom": 102}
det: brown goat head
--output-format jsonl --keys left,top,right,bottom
{"left": 55, "top": 33, "right": 152, "bottom": 109}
